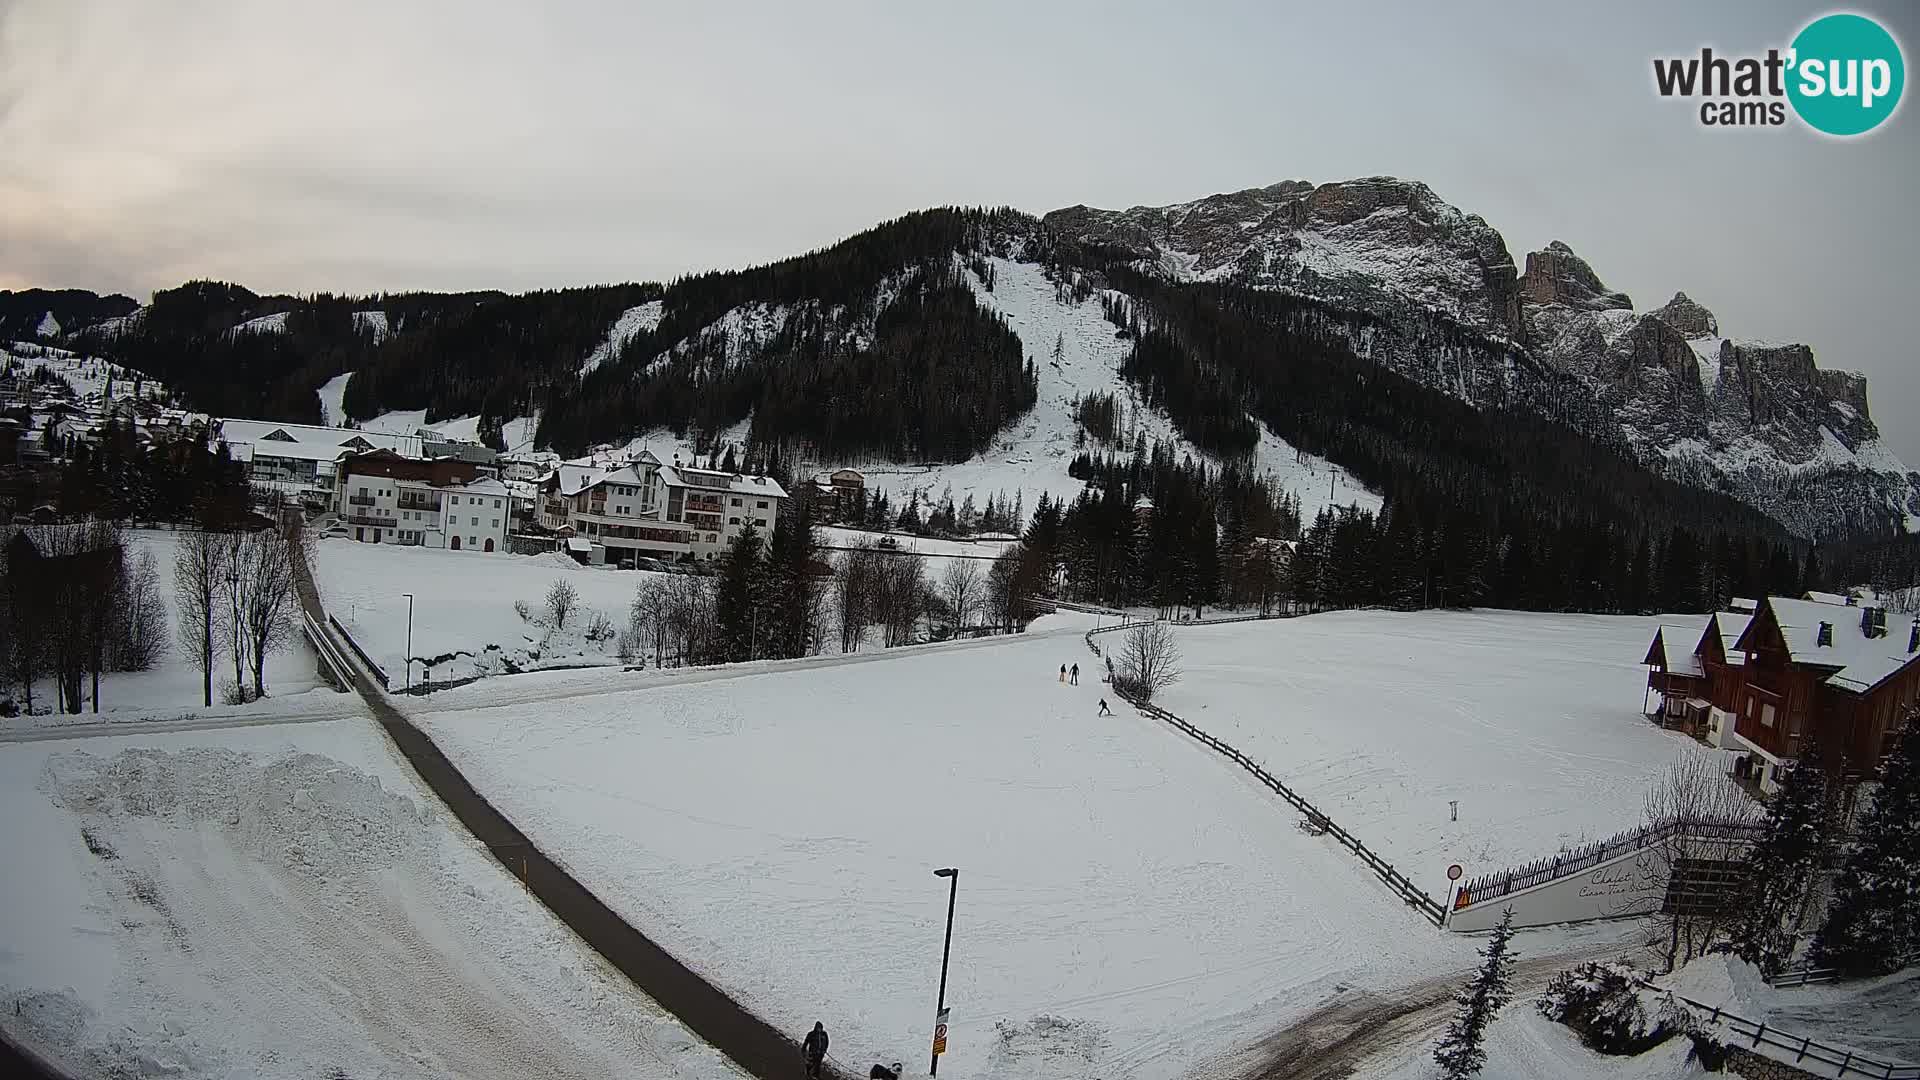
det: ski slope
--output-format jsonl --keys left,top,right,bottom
{"left": 0, "top": 718, "right": 743, "bottom": 1080}
{"left": 822, "top": 258, "right": 1377, "bottom": 522}
{"left": 414, "top": 617, "right": 1470, "bottom": 1080}
{"left": 1158, "top": 610, "right": 1720, "bottom": 888}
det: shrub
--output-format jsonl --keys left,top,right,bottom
{"left": 585, "top": 611, "right": 615, "bottom": 643}
{"left": 545, "top": 579, "right": 579, "bottom": 628}
{"left": 1537, "top": 961, "right": 1692, "bottom": 1056}
{"left": 514, "top": 599, "right": 531, "bottom": 623}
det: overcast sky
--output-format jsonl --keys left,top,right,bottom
{"left": 3, "top": 0, "right": 1916, "bottom": 458}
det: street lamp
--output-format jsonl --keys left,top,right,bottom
{"left": 931, "top": 867, "right": 958, "bottom": 1076}
{"left": 401, "top": 592, "right": 414, "bottom": 690}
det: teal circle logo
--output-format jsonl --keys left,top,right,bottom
{"left": 1787, "top": 13, "right": 1905, "bottom": 136}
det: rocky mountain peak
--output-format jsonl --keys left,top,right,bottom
{"left": 1518, "top": 241, "right": 1632, "bottom": 311}
{"left": 1650, "top": 291, "right": 1719, "bottom": 338}
{"left": 1043, "top": 176, "right": 1525, "bottom": 337}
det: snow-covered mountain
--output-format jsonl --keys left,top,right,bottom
{"left": 1042, "top": 177, "right": 1917, "bottom": 538}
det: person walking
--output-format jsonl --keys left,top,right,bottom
{"left": 1098, "top": 698, "right": 1113, "bottom": 716}
{"left": 802, "top": 1022, "right": 829, "bottom": 1079}
{"left": 1070, "top": 662, "right": 1079, "bottom": 685}
{"left": 1105, "top": 656, "right": 1114, "bottom": 682}
{"left": 1059, "top": 664, "right": 1067, "bottom": 683}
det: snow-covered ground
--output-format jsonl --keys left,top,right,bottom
{"left": 2, "top": 530, "right": 332, "bottom": 737}
{"left": 226, "top": 311, "right": 290, "bottom": 336}
{"left": 1156, "top": 610, "right": 1718, "bottom": 889}
{"left": 412, "top": 616, "right": 1474, "bottom": 1080}
{"left": 313, "top": 538, "right": 653, "bottom": 686}
{"left": 580, "top": 300, "right": 664, "bottom": 378}
{"left": 0, "top": 717, "right": 744, "bottom": 1080}
{"left": 1367, "top": 1004, "right": 1700, "bottom": 1080}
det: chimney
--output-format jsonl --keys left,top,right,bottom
{"left": 1816, "top": 622, "right": 1833, "bottom": 647}
{"left": 1862, "top": 605, "right": 1887, "bottom": 640}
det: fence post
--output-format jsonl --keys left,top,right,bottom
{"left": 1836, "top": 1051, "right": 1853, "bottom": 1077}
{"left": 1751, "top": 1023, "right": 1765, "bottom": 1047}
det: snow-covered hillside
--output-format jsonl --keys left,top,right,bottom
{"left": 0, "top": 719, "right": 745, "bottom": 1080}
{"left": 226, "top": 311, "right": 290, "bottom": 336}
{"left": 355, "top": 407, "right": 539, "bottom": 454}
{"left": 352, "top": 309, "right": 390, "bottom": 342}
{"left": 826, "top": 257, "right": 1377, "bottom": 521}
{"left": 579, "top": 300, "right": 663, "bottom": 378}
{"left": 2, "top": 342, "right": 168, "bottom": 403}
{"left": 315, "top": 370, "right": 352, "bottom": 426}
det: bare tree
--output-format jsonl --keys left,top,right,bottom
{"left": 836, "top": 545, "right": 880, "bottom": 654}
{"left": 234, "top": 528, "right": 299, "bottom": 699}
{"left": 175, "top": 528, "right": 228, "bottom": 707}
{"left": 986, "top": 544, "right": 1041, "bottom": 634}
{"left": 876, "top": 552, "right": 928, "bottom": 648}
{"left": 28, "top": 520, "right": 124, "bottom": 713}
{"left": 1117, "top": 620, "right": 1182, "bottom": 702}
{"left": 942, "top": 559, "right": 982, "bottom": 632}
{"left": 113, "top": 546, "right": 169, "bottom": 671}
{"left": 1640, "top": 753, "right": 1761, "bottom": 973}
{"left": 220, "top": 531, "right": 250, "bottom": 699}
{"left": 546, "top": 578, "right": 580, "bottom": 628}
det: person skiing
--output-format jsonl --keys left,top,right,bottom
{"left": 870, "top": 1063, "right": 903, "bottom": 1080}
{"left": 1098, "top": 698, "right": 1113, "bottom": 716}
{"left": 1105, "top": 655, "right": 1114, "bottom": 682}
{"left": 1058, "top": 664, "right": 1067, "bottom": 683}
{"left": 1070, "top": 662, "right": 1079, "bottom": 685}
{"left": 802, "top": 1022, "right": 829, "bottom": 1079}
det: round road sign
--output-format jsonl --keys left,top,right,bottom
{"left": 1446, "top": 864, "right": 1463, "bottom": 881}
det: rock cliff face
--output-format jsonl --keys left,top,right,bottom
{"left": 1044, "top": 180, "right": 1916, "bottom": 538}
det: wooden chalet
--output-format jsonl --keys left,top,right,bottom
{"left": 1645, "top": 594, "right": 1917, "bottom": 794}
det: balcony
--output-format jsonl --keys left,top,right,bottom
{"left": 397, "top": 500, "right": 441, "bottom": 513}
{"left": 348, "top": 494, "right": 378, "bottom": 507}
{"left": 345, "top": 512, "right": 392, "bottom": 527}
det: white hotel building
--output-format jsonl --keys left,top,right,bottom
{"left": 536, "top": 451, "right": 787, "bottom": 566}
{"left": 333, "top": 449, "right": 511, "bottom": 553}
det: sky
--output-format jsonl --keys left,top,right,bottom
{"left": 2, "top": 0, "right": 1916, "bottom": 458}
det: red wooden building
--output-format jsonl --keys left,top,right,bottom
{"left": 1645, "top": 594, "right": 1918, "bottom": 794}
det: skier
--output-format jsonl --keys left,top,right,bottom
{"left": 802, "top": 1022, "right": 829, "bottom": 1079}
{"left": 870, "top": 1063, "right": 903, "bottom": 1080}
{"left": 1059, "top": 664, "right": 1067, "bottom": 683}
{"left": 1070, "top": 662, "right": 1079, "bottom": 686}
{"left": 1098, "top": 698, "right": 1113, "bottom": 716}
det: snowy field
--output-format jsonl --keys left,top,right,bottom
{"left": 414, "top": 615, "right": 1474, "bottom": 1080}
{"left": 2, "top": 530, "right": 333, "bottom": 736}
{"left": 1155, "top": 610, "right": 1720, "bottom": 890}
{"left": 313, "top": 538, "right": 654, "bottom": 686}
{"left": 0, "top": 716, "right": 742, "bottom": 1080}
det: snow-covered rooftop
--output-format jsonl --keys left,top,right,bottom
{"left": 1653, "top": 624, "right": 1705, "bottom": 677}
{"left": 216, "top": 418, "right": 422, "bottom": 458}
{"left": 1756, "top": 597, "right": 1920, "bottom": 695}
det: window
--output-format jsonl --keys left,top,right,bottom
{"left": 468, "top": 536, "right": 477, "bottom": 547}
{"left": 755, "top": 519, "right": 767, "bottom": 529}
{"left": 491, "top": 519, "right": 499, "bottom": 528}
{"left": 757, "top": 500, "right": 768, "bottom": 509}
{"left": 493, "top": 499, "right": 501, "bottom": 508}
{"left": 471, "top": 516, "right": 479, "bottom": 526}
{"left": 358, "top": 487, "right": 367, "bottom": 496}
{"left": 1761, "top": 704, "right": 1777, "bottom": 728}
{"left": 729, "top": 517, "right": 740, "bottom": 526}
{"left": 731, "top": 497, "right": 741, "bottom": 506}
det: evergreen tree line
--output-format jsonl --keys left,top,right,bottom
{"left": 35, "top": 415, "right": 255, "bottom": 526}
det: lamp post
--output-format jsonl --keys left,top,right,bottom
{"left": 931, "top": 867, "right": 958, "bottom": 1076}
{"left": 401, "top": 592, "right": 414, "bottom": 690}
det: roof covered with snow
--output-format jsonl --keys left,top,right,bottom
{"left": 657, "top": 465, "right": 787, "bottom": 499}
{"left": 1710, "top": 612, "right": 1753, "bottom": 666}
{"left": 216, "top": 418, "right": 422, "bottom": 458}
{"left": 1749, "top": 597, "right": 1920, "bottom": 695}
{"left": 1652, "top": 625, "right": 1705, "bottom": 677}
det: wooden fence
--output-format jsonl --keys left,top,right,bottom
{"left": 1764, "top": 950, "right": 1918, "bottom": 989}
{"left": 1457, "top": 816, "right": 1766, "bottom": 910}
{"left": 1642, "top": 981, "right": 1919, "bottom": 1079}
{"left": 1085, "top": 621, "right": 1449, "bottom": 927}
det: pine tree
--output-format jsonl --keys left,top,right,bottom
{"left": 1810, "top": 716, "right": 1920, "bottom": 976}
{"left": 1733, "top": 742, "right": 1835, "bottom": 975}
{"left": 714, "top": 525, "right": 764, "bottom": 663}
{"left": 1434, "top": 908, "right": 1516, "bottom": 1079}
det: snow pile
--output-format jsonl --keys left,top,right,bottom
{"left": 0, "top": 721, "right": 749, "bottom": 1079}
{"left": 580, "top": 300, "right": 664, "bottom": 377}
{"left": 43, "top": 747, "right": 435, "bottom": 878}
